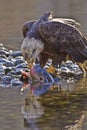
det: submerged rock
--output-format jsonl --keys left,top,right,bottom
{"left": 0, "top": 43, "right": 83, "bottom": 91}
{"left": 10, "top": 51, "right": 23, "bottom": 58}
{"left": 15, "top": 59, "right": 26, "bottom": 66}
{"left": 0, "top": 64, "right": 6, "bottom": 75}
{"left": 10, "top": 79, "right": 23, "bottom": 86}
{"left": 0, "top": 50, "right": 9, "bottom": 57}
{"left": 15, "top": 63, "right": 27, "bottom": 69}
{"left": 1, "top": 75, "right": 12, "bottom": 84}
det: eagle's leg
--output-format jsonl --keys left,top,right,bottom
{"left": 40, "top": 51, "right": 53, "bottom": 67}
{"left": 78, "top": 61, "right": 87, "bottom": 78}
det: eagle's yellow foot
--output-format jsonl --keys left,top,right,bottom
{"left": 46, "top": 65, "right": 56, "bottom": 75}
{"left": 78, "top": 62, "right": 87, "bottom": 78}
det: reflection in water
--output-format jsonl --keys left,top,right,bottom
{"left": 21, "top": 95, "right": 44, "bottom": 129}
{"left": 52, "top": 78, "right": 76, "bottom": 94}
{"left": 20, "top": 78, "right": 87, "bottom": 130}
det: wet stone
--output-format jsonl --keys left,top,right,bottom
{"left": 0, "top": 43, "right": 83, "bottom": 89}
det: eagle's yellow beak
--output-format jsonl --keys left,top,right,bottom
{"left": 27, "top": 59, "right": 35, "bottom": 69}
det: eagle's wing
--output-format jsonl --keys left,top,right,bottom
{"left": 22, "top": 20, "right": 36, "bottom": 37}
{"left": 39, "top": 21, "right": 87, "bottom": 63}
{"left": 51, "top": 18, "right": 80, "bottom": 27}
{"left": 22, "top": 12, "right": 53, "bottom": 38}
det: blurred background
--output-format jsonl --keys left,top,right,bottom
{"left": 0, "top": 0, "right": 87, "bottom": 50}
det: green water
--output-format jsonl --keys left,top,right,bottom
{"left": 0, "top": 78, "right": 87, "bottom": 130}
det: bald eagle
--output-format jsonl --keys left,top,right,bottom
{"left": 21, "top": 12, "right": 87, "bottom": 77}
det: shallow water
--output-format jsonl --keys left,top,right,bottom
{"left": 0, "top": 78, "right": 87, "bottom": 130}
{"left": 0, "top": 0, "right": 87, "bottom": 130}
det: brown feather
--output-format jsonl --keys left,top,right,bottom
{"left": 39, "top": 21, "right": 87, "bottom": 63}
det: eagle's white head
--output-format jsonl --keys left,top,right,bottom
{"left": 21, "top": 37, "right": 44, "bottom": 61}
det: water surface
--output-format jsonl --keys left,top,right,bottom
{"left": 0, "top": 78, "right": 87, "bottom": 130}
